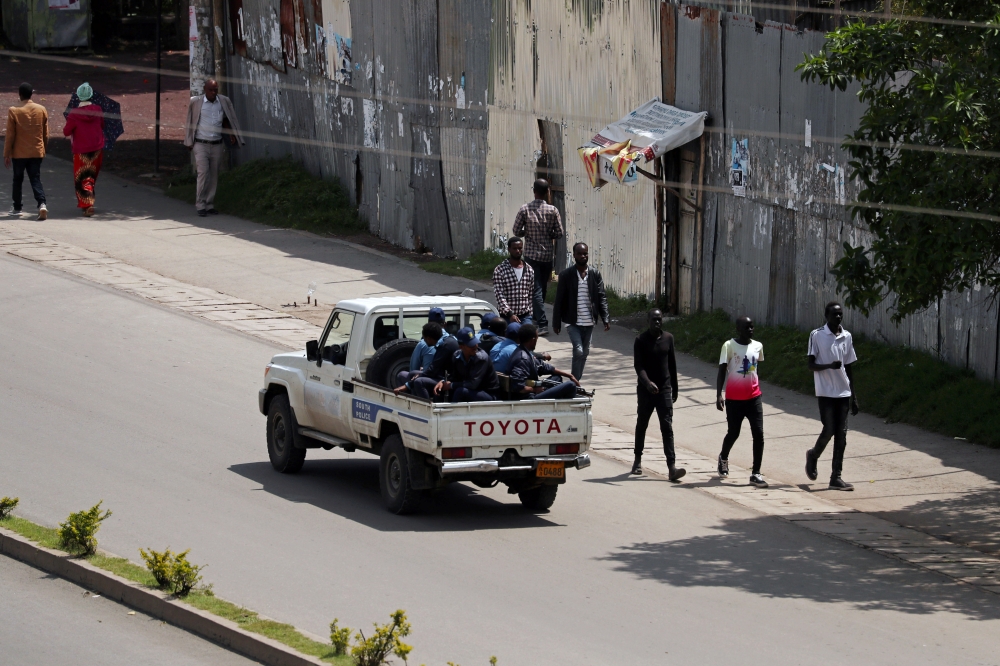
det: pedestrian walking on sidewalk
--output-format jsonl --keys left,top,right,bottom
{"left": 512, "top": 178, "right": 564, "bottom": 336}
{"left": 632, "top": 309, "right": 685, "bottom": 481}
{"left": 183, "top": 79, "right": 244, "bottom": 217}
{"left": 552, "top": 242, "right": 609, "bottom": 380}
{"left": 493, "top": 237, "right": 535, "bottom": 325}
{"left": 62, "top": 83, "right": 105, "bottom": 217}
{"left": 805, "top": 302, "right": 860, "bottom": 491}
{"left": 4, "top": 83, "right": 49, "bottom": 220}
{"left": 716, "top": 316, "right": 768, "bottom": 488}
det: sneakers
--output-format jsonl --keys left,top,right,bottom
{"left": 750, "top": 473, "right": 769, "bottom": 488}
{"left": 536, "top": 326, "right": 549, "bottom": 337}
{"left": 805, "top": 448, "right": 818, "bottom": 481}
{"left": 717, "top": 455, "right": 729, "bottom": 478}
{"left": 82, "top": 207, "right": 94, "bottom": 217}
{"left": 630, "top": 459, "right": 642, "bottom": 475}
{"left": 668, "top": 465, "right": 686, "bottom": 482}
{"left": 829, "top": 477, "right": 854, "bottom": 491}
{"left": 37, "top": 203, "right": 47, "bottom": 220}
{"left": 197, "top": 209, "right": 208, "bottom": 217}
{"left": 8, "top": 206, "right": 22, "bottom": 217}
{"left": 207, "top": 208, "right": 219, "bottom": 215}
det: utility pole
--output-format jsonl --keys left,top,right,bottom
{"left": 212, "top": 0, "right": 226, "bottom": 93}
{"left": 189, "top": 0, "right": 212, "bottom": 96}
{"left": 154, "top": 0, "right": 161, "bottom": 173}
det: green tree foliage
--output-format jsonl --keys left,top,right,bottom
{"left": 58, "top": 501, "right": 112, "bottom": 556}
{"left": 139, "top": 547, "right": 205, "bottom": 596}
{"left": 798, "top": 2, "right": 1000, "bottom": 320}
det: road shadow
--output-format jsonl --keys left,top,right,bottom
{"left": 597, "top": 514, "right": 1000, "bottom": 621}
{"left": 871, "top": 487, "right": 1000, "bottom": 557}
{"left": 228, "top": 458, "right": 562, "bottom": 532}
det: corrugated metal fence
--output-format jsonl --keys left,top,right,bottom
{"left": 667, "top": 3, "right": 1000, "bottom": 381}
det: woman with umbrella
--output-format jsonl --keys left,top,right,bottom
{"left": 63, "top": 83, "right": 105, "bottom": 217}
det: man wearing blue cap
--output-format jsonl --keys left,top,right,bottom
{"left": 395, "top": 318, "right": 461, "bottom": 399}
{"left": 478, "top": 312, "right": 507, "bottom": 352}
{"left": 407, "top": 307, "right": 448, "bottom": 374}
{"left": 432, "top": 327, "right": 500, "bottom": 402}
{"left": 490, "top": 321, "right": 521, "bottom": 373}
{"left": 508, "top": 324, "right": 579, "bottom": 399}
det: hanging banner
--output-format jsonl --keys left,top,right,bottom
{"left": 579, "top": 98, "right": 707, "bottom": 187}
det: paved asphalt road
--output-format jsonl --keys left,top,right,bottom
{"left": 0, "top": 554, "right": 255, "bottom": 665}
{"left": 2, "top": 251, "right": 999, "bottom": 665}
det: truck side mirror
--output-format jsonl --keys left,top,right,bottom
{"left": 306, "top": 340, "right": 319, "bottom": 363}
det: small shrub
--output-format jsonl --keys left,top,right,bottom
{"left": 330, "top": 618, "right": 352, "bottom": 656}
{"left": 139, "top": 547, "right": 205, "bottom": 596}
{"left": 0, "top": 496, "right": 19, "bottom": 519}
{"left": 58, "top": 501, "right": 111, "bottom": 556}
{"left": 351, "top": 610, "right": 412, "bottom": 666}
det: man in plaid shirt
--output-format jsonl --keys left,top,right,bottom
{"left": 512, "top": 179, "right": 564, "bottom": 335}
{"left": 493, "top": 237, "right": 535, "bottom": 324}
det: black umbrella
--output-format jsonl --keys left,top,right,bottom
{"left": 64, "top": 91, "right": 125, "bottom": 153}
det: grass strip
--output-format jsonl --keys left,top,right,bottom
{"left": 420, "top": 250, "right": 661, "bottom": 318}
{"left": 167, "top": 156, "right": 366, "bottom": 237}
{"left": 665, "top": 310, "right": 1000, "bottom": 448}
{"left": 0, "top": 515, "right": 350, "bottom": 664}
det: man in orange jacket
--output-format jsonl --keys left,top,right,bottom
{"left": 4, "top": 82, "right": 49, "bottom": 220}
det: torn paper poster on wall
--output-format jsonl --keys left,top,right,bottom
{"left": 731, "top": 138, "right": 749, "bottom": 197}
{"left": 48, "top": 0, "right": 81, "bottom": 10}
{"left": 578, "top": 98, "right": 707, "bottom": 187}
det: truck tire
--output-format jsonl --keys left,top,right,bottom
{"left": 365, "top": 338, "right": 418, "bottom": 389}
{"left": 267, "top": 394, "right": 306, "bottom": 473}
{"left": 379, "top": 434, "right": 422, "bottom": 514}
{"left": 518, "top": 485, "right": 558, "bottom": 512}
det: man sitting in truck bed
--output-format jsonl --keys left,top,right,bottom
{"left": 508, "top": 324, "right": 580, "bottom": 400}
{"left": 478, "top": 312, "right": 507, "bottom": 352}
{"left": 394, "top": 322, "right": 460, "bottom": 399}
{"left": 407, "top": 307, "right": 449, "bottom": 374}
{"left": 431, "top": 326, "right": 501, "bottom": 402}
{"left": 396, "top": 321, "right": 446, "bottom": 388}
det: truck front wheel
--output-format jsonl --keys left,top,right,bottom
{"left": 267, "top": 394, "right": 306, "bottom": 473}
{"left": 518, "top": 484, "right": 558, "bottom": 512}
{"left": 379, "top": 434, "right": 422, "bottom": 514}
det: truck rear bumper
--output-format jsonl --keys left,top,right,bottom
{"left": 440, "top": 453, "right": 590, "bottom": 475}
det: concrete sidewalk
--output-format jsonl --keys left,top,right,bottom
{"left": 4, "top": 156, "right": 1000, "bottom": 561}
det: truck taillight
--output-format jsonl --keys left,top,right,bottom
{"left": 549, "top": 444, "right": 579, "bottom": 455}
{"left": 442, "top": 447, "right": 472, "bottom": 459}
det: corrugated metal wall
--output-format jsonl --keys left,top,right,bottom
{"left": 669, "top": 3, "right": 1000, "bottom": 381}
{"left": 225, "top": 0, "right": 490, "bottom": 258}
{"left": 1, "top": 0, "right": 91, "bottom": 50}
{"left": 483, "top": 0, "right": 664, "bottom": 297}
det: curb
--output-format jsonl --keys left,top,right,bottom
{"left": 0, "top": 527, "right": 327, "bottom": 666}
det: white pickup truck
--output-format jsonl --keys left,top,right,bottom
{"left": 259, "top": 296, "right": 592, "bottom": 514}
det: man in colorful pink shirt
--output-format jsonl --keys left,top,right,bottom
{"left": 716, "top": 316, "right": 767, "bottom": 488}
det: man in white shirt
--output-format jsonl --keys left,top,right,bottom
{"left": 806, "top": 302, "right": 860, "bottom": 491}
{"left": 183, "top": 80, "right": 245, "bottom": 217}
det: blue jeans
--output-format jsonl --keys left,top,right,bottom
{"left": 12, "top": 157, "right": 45, "bottom": 210}
{"left": 451, "top": 387, "right": 495, "bottom": 402}
{"left": 530, "top": 380, "right": 576, "bottom": 400}
{"left": 566, "top": 324, "right": 594, "bottom": 380}
{"left": 524, "top": 258, "right": 551, "bottom": 328}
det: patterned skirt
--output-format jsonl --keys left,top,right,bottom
{"left": 73, "top": 150, "right": 103, "bottom": 209}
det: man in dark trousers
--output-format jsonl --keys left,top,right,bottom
{"left": 632, "top": 309, "right": 686, "bottom": 481}
{"left": 512, "top": 179, "right": 564, "bottom": 336}
{"left": 492, "top": 237, "right": 535, "bottom": 325}
{"left": 716, "top": 316, "right": 768, "bottom": 488}
{"left": 552, "top": 242, "right": 610, "bottom": 380}
{"left": 508, "top": 324, "right": 579, "bottom": 399}
{"left": 432, "top": 327, "right": 500, "bottom": 402}
{"left": 806, "top": 302, "right": 859, "bottom": 491}
{"left": 394, "top": 326, "right": 460, "bottom": 400}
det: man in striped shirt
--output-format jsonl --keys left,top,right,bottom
{"left": 552, "top": 242, "right": 609, "bottom": 380}
{"left": 512, "top": 179, "right": 564, "bottom": 336}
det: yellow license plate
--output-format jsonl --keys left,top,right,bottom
{"left": 536, "top": 461, "right": 565, "bottom": 479}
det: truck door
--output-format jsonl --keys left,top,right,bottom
{"left": 304, "top": 310, "right": 357, "bottom": 440}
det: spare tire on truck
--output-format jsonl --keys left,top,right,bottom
{"left": 365, "top": 338, "right": 418, "bottom": 389}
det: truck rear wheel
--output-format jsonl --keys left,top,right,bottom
{"left": 379, "top": 434, "right": 422, "bottom": 514}
{"left": 365, "top": 338, "right": 418, "bottom": 389}
{"left": 267, "top": 394, "right": 306, "bottom": 473}
{"left": 518, "top": 485, "right": 558, "bottom": 512}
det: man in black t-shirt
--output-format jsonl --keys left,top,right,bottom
{"left": 632, "top": 309, "right": 686, "bottom": 481}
